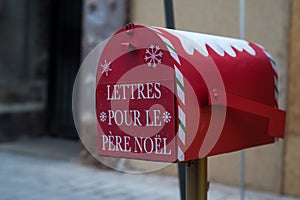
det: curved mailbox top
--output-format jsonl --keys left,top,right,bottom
{"left": 96, "top": 24, "right": 286, "bottom": 162}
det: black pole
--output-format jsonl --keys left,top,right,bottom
{"left": 178, "top": 163, "right": 186, "bottom": 200}
{"left": 164, "top": 0, "right": 175, "bottom": 29}
{"left": 163, "top": 1, "right": 185, "bottom": 200}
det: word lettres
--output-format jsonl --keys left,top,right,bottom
{"left": 107, "top": 82, "right": 161, "bottom": 100}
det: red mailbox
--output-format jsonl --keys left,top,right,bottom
{"left": 96, "top": 24, "right": 285, "bottom": 162}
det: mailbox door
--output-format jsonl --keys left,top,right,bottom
{"left": 96, "top": 25, "right": 178, "bottom": 162}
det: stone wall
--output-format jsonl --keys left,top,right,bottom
{"left": 283, "top": 0, "right": 300, "bottom": 196}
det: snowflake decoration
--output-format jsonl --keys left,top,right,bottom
{"left": 144, "top": 44, "right": 163, "bottom": 68}
{"left": 99, "top": 112, "right": 107, "bottom": 122}
{"left": 100, "top": 59, "right": 112, "bottom": 76}
{"left": 162, "top": 111, "right": 171, "bottom": 123}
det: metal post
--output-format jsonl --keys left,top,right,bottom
{"left": 186, "top": 158, "right": 208, "bottom": 200}
{"left": 239, "top": 0, "right": 246, "bottom": 200}
{"left": 198, "top": 158, "right": 208, "bottom": 200}
{"left": 186, "top": 161, "right": 197, "bottom": 200}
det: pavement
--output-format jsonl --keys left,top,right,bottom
{"left": 0, "top": 137, "right": 299, "bottom": 200}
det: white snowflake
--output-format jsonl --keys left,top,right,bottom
{"left": 99, "top": 112, "right": 107, "bottom": 122}
{"left": 162, "top": 111, "right": 171, "bottom": 123}
{"left": 101, "top": 59, "right": 112, "bottom": 76}
{"left": 144, "top": 44, "right": 163, "bottom": 68}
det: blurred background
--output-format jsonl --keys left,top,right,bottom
{"left": 0, "top": 0, "right": 299, "bottom": 199}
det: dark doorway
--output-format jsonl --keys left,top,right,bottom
{"left": 47, "top": 0, "right": 83, "bottom": 139}
{"left": 0, "top": 0, "right": 51, "bottom": 141}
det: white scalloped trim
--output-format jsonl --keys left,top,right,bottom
{"left": 159, "top": 28, "right": 256, "bottom": 57}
